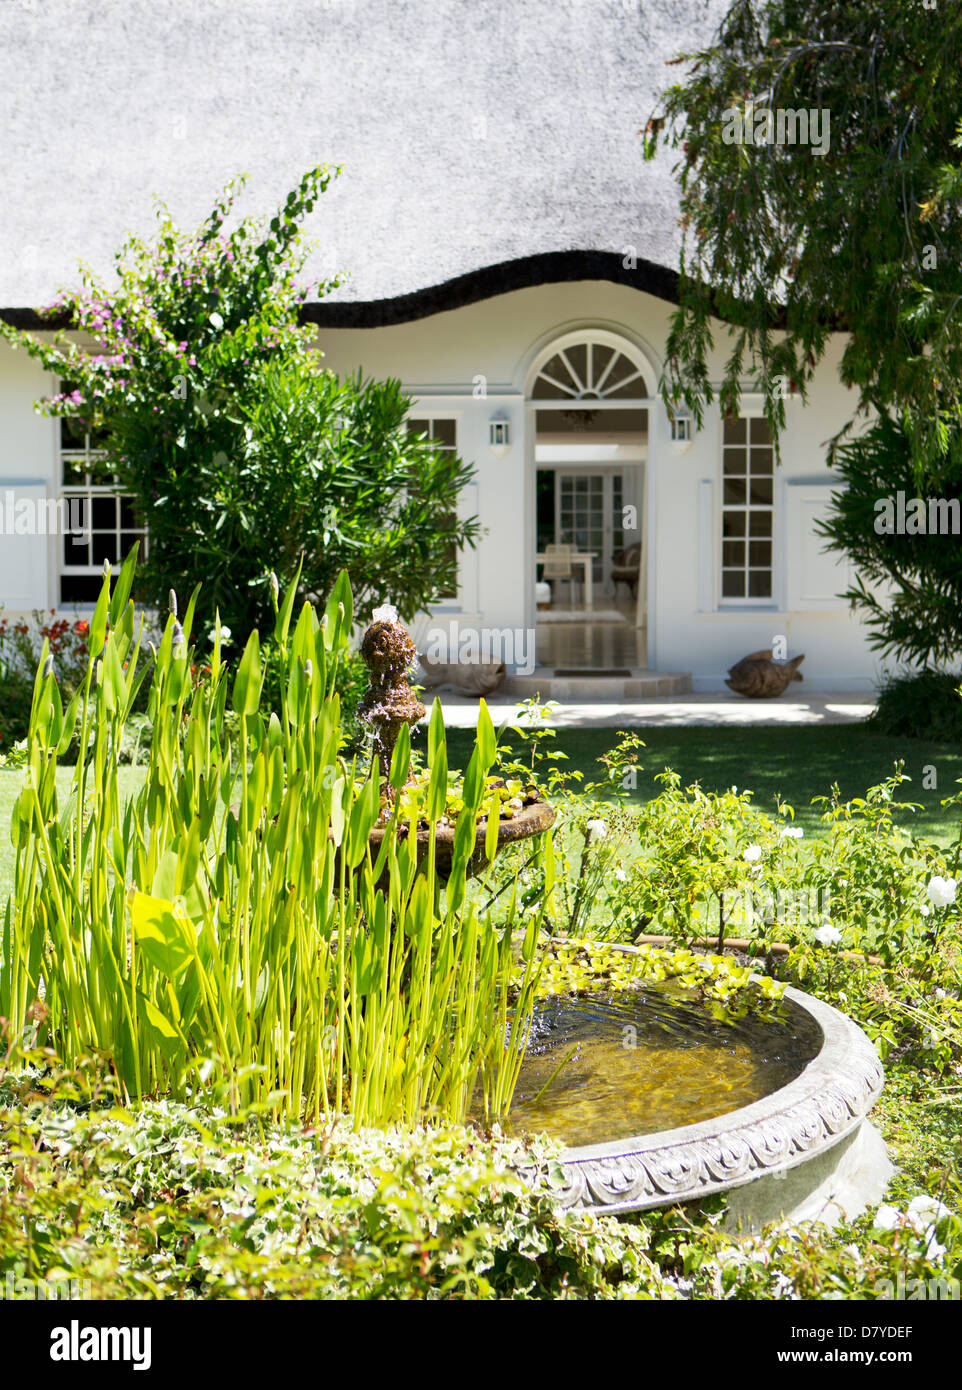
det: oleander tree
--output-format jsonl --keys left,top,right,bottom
{"left": 0, "top": 168, "right": 479, "bottom": 647}
{"left": 643, "top": 0, "right": 962, "bottom": 664}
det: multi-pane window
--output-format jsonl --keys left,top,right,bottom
{"left": 557, "top": 472, "right": 624, "bottom": 586}
{"left": 59, "top": 403, "right": 146, "bottom": 604}
{"left": 721, "top": 417, "right": 774, "bottom": 599}
{"left": 406, "top": 417, "right": 459, "bottom": 601}
{"left": 531, "top": 341, "right": 648, "bottom": 400}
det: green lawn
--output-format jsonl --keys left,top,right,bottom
{"left": 0, "top": 766, "right": 146, "bottom": 902}
{"left": 448, "top": 722, "right": 962, "bottom": 842}
{"left": 2, "top": 723, "right": 959, "bottom": 902}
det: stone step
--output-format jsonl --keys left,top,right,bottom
{"left": 502, "top": 669, "right": 692, "bottom": 700}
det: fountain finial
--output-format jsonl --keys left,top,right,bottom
{"left": 358, "top": 609, "right": 426, "bottom": 781}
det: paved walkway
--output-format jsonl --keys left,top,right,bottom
{"left": 421, "top": 692, "right": 877, "bottom": 729}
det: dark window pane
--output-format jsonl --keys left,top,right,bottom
{"left": 604, "top": 352, "right": 645, "bottom": 396}
{"left": 723, "top": 479, "right": 747, "bottom": 505}
{"left": 92, "top": 496, "right": 117, "bottom": 529}
{"left": 749, "top": 511, "right": 772, "bottom": 537}
{"left": 722, "top": 510, "right": 746, "bottom": 537}
{"left": 534, "top": 353, "right": 578, "bottom": 398}
{"left": 86, "top": 458, "right": 115, "bottom": 487}
{"left": 748, "top": 571, "right": 772, "bottom": 598}
{"left": 723, "top": 449, "right": 746, "bottom": 475}
{"left": 591, "top": 344, "right": 614, "bottom": 389}
{"left": 61, "top": 574, "right": 106, "bottom": 604}
{"left": 564, "top": 343, "right": 588, "bottom": 389}
{"left": 407, "top": 418, "right": 429, "bottom": 437}
{"left": 61, "top": 416, "right": 86, "bottom": 450}
{"left": 722, "top": 570, "right": 745, "bottom": 597}
{"left": 63, "top": 532, "right": 89, "bottom": 565}
{"left": 61, "top": 456, "right": 88, "bottom": 484}
{"left": 750, "top": 417, "right": 772, "bottom": 444}
{"left": 91, "top": 534, "right": 118, "bottom": 564}
{"left": 749, "top": 478, "right": 773, "bottom": 505}
{"left": 723, "top": 417, "right": 747, "bottom": 445}
{"left": 749, "top": 541, "right": 772, "bottom": 567}
{"left": 723, "top": 541, "right": 746, "bottom": 567}
{"left": 606, "top": 372, "right": 647, "bottom": 398}
{"left": 431, "top": 419, "right": 456, "bottom": 448}
{"left": 750, "top": 447, "right": 773, "bottom": 474}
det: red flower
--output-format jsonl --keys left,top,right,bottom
{"left": 74, "top": 620, "right": 89, "bottom": 635}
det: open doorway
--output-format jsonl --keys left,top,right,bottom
{"left": 534, "top": 404, "right": 647, "bottom": 670}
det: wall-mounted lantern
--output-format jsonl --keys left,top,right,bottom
{"left": 489, "top": 413, "right": 511, "bottom": 459}
{"left": 668, "top": 405, "right": 694, "bottom": 455}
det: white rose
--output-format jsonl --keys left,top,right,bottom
{"left": 814, "top": 923, "right": 841, "bottom": 947}
{"left": 872, "top": 1205, "right": 901, "bottom": 1232}
{"left": 585, "top": 819, "right": 608, "bottom": 840}
{"left": 780, "top": 826, "right": 804, "bottom": 839}
{"left": 614, "top": 868, "right": 627, "bottom": 882}
{"left": 772, "top": 1272, "right": 797, "bottom": 1299}
{"left": 906, "top": 1194, "right": 952, "bottom": 1227}
{"left": 905, "top": 1196, "right": 949, "bottom": 1260}
{"left": 926, "top": 875, "right": 958, "bottom": 909}
{"left": 742, "top": 844, "right": 762, "bottom": 862}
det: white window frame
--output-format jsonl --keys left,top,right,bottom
{"left": 58, "top": 411, "right": 146, "bottom": 606}
{"left": 405, "top": 412, "right": 467, "bottom": 611}
{"left": 719, "top": 414, "right": 775, "bottom": 605}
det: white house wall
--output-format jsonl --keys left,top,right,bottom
{"left": 0, "top": 341, "right": 55, "bottom": 613}
{"left": 1, "top": 282, "right": 884, "bottom": 691}
{"left": 315, "top": 280, "right": 881, "bottom": 692}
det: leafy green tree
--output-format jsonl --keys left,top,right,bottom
{"left": 0, "top": 169, "right": 478, "bottom": 645}
{"left": 816, "top": 412, "right": 962, "bottom": 667}
{"left": 644, "top": 0, "right": 962, "bottom": 462}
{"left": 643, "top": 0, "right": 962, "bottom": 664}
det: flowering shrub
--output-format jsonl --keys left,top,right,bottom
{"left": 0, "top": 610, "right": 91, "bottom": 749}
{"left": 2, "top": 1050, "right": 959, "bottom": 1302}
{"left": 0, "top": 1059, "right": 676, "bottom": 1301}
{"left": 0, "top": 170, "right": 479, "bottom": 647}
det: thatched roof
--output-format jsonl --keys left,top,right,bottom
{"left": 0, "top": 0, "right": 727, "bottom": 319}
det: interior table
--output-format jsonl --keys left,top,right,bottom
{"left": 535, "top": 552, "right": 597, "bottom": 610}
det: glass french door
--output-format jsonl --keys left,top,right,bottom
{"left": 555, "top": 470, "right": 625, "bottom": 592}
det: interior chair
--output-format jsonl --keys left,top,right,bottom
{"left": 542, "top": 543, "right": 578, "bottom": 606}
{"left": 611, "top": 543, "right": 642, "bottom": 599}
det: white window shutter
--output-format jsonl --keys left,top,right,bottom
{"left": 786, "top": 483, "right": 850, "bottom": 611}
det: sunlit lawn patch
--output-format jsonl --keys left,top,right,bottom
{"left": 447, "top": 725, "right": 962, "bottom": 844}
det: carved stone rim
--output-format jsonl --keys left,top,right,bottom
{"left": 539, "top": 956, "right": 884, "bottom": 1215}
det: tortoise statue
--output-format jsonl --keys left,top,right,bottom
{"left": 726, "top": 649, "right": 805, "bottom": 698}
{"left": 419, "top": 655, "right": 507, "bottom": 697}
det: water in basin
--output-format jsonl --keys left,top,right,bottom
{"left": 496, "top": 981, "right": 823, "bottom": 1147}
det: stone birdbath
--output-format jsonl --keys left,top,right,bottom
{"left": 357, "top": 607, "right": 554, "bottom": 881}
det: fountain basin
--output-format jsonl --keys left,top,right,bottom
{"left": 369, "top": 797, "right": 555, "bottom": 881}
{"left": 513, "top": 957, "right": 891, "bottom": 1231}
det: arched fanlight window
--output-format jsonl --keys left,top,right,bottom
{"left": 530, "top": 339, "right": 648, "bottom": 400}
